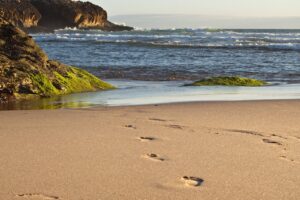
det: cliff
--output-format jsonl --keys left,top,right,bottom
{"left": 0, "top": 18, "right": 114, "bottom": 103}
{"left": 0, "top": 0, "right": 41, "bottom": 28}
{"left": 0, "top": 0, "right": 133, "bottom": 32}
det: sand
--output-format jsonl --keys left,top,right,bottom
{"left": 0, "top": 100, "right": 299, "bottom": 200}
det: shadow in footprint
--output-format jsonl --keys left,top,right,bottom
{"left": 166, "top": 124, "right": 185, "bottom": 130}
{"left": 262, "top": 138, "right": 282, "bottom": 146}
{"left": 143, "top": 153, "right": 165, "bottom": 162}
{"left": 181, "top": 176, "right": 204, "bottom": 187}
{"left": 149, "top": 118, "right": 169, "bottom": 122}
{"left": 138, "top": 137, "right": 156, "bottom": 142}
{"left": 125, "top": 125, "right": 137, "bottom": 129}
{"left": 16, "top": 193, "right": 60, "bottom": 199}
{"left": 227, "top": 129, "right": 264, "bottom": 137}
{"left": 271, "top": 134, "right": 287, "bottom": 140}
{"left": 280, "top": 156, "right": 295, "bottom": 162}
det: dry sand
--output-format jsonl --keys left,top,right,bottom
{"left": 0, "top": 100, "right": 299, "bottom": 200}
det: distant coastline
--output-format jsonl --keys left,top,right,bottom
{"left": 110, "top": 14, "right": 300, "bottom": 29}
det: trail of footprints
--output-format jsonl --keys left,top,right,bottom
{"left": 222, "top": 129, "right": 299, "bottom": 163}
{"left": 17, "top": 118, "right": 299, "bottom": 198}
{"left": 133, "top": 117, "right": 204, "bottom": 188}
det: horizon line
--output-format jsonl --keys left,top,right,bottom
{"left": 110, "top": 13, "right": 300, "bottom": 19}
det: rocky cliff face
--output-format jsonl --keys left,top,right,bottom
{"left": 0, "top": 0, "right": 41, "bottom": 28}
{"left": 30, "top": 0, "right": 107, "bottom": 29}
{"left": 0, "top": 0, "right": 133, "bottom": 32}
{"left": 0, "top": 18, "right": 114, "bottom": 103}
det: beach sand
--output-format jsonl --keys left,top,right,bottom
{"left": 0, "top": 100, "right": 299, "bottom": 200}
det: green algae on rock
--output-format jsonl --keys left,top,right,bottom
{"left": 0, "top": 19, "right": 114, "bottom": 103}
{"left": 186, "top": 76, "right": 267, "bottom": 87}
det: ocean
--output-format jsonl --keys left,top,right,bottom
{"left": 34, "top": 28, "right": 300, "bottom": 83}
{"left": 4, "top": 28, "right": 300, "bottom": 109}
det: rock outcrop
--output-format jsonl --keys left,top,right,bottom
{"left": 0, "top": 0, "right": 41, "bottom": 28}
{"left": 0, "top": 18, "right": 114, "bottom": 103}
{"left": 185, "top": 76, "right": 267, "bottom": 87}
{"left": 0, "top": 0, "right": 133, "bottom": 32}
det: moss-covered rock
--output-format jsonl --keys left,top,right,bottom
{"left": 186, "top": 76, "right": 267, "bottom": 87}
{"left": 0, "top": 19, "right": 114, "bottom": 103}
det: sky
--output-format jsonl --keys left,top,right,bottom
{"left": 87, "top": 0, "right": 300, "bottom": 28}
{"left": 89, "top": 0, "right": 300, "bottom": 17}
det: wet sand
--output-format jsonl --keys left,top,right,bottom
{"left": 0, "top": 100, "right": 299, "bottom": 200}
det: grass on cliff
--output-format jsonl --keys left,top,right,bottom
{"left": 30, "top": 67, "right": 115, "bottom": 97}
{"left": 186, "top": 76, "right": 267, "bottom": 87}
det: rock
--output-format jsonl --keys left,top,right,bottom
{"left": 0, "top": 0, "right": 41, "bottom": 28}
{"left": 0, "top": 0, "right": 133, "bottom": 33}
{"left": 186, "top": 76, "right": 267, "bottom": 87}
{"left": 0, "top": 19, "right": 115, "bottom": 103}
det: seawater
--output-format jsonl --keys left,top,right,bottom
{"left": 2, "top": 28, "right": 300, "bottom": 109}
{"left": 34, "top": 28, "right": 300, "bottom": 83}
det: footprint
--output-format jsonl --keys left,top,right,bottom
{"left": 227, "top": 129, "right": 264, "bottom": 137}
{"left": 166, "top": 124, "right": 184, "bottom": 130}
{"left": 262, "top": 138, "right": 282, "bottom": 146}
{"left": 181, "top": 176, "right": 204, "bottom": 187}
{"left": 138, "top": 136, "right": 156, "bottom": 142}
{"left": 270, "top": 134, "right": 287, "bottom": 140}
{"left": 280, "top": 156, "right": 296, "bottom": 162}
{"left": 16, "top": 193, "right": 60, "bottom": 199}
{"left": 149, "top": 118, "right": 168, "bottom": 122}
{"left": 143, "top": 153, "right": 165, "bottom": 162}
{"left": 125, "top": 125, "right": 137, "bottom": 129}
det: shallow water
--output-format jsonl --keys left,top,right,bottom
{"left": 1, "top": 80, "right": 300, "bottom": 110}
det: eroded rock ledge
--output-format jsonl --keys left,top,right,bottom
{"left": 0, "top": 18, "right": 115, "bottom": 103}
{"left": 0, "top": 0, "right": 133, "bottom": 32}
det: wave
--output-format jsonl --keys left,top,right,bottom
{"left": 34, "top": 27, "right": 300, "bottom": 39}
{"left": 34, "top": 37, "right": 300, "bottom": 51}
{"left": 50, "top": 27, "right": 300, "bottom": 35}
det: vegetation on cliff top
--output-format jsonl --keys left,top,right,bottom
{"left": 186, "top": 76, "right": 267, "bottom": 87}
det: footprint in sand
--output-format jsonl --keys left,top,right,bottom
{"left": 143, "top": 153, "right": 165, "bottom": 162}
{"left": 125, "top": 125, "right": 137, "bottom": 129}
{"left": 138, "top": 136, "right": 156, "bottom": 142}
{"left": 280, "top": 156, "right": 297, "bottom": 163}
{"left": 149, "top": 118, "right": 169, "bottom": 122}
{"left": 270, "top": 134, "right": 287, "bottom": 140}
{"left": 181, "top": 176, "right": 204, "bottom": 187}
{"left": 262, "top": 138, "right": 282, "bottom": 146}
{"left": 227, "top": 129, "right": 264, "bottom": 137}
{"left": 16, "top": 193, "right": 60, "bottom": 199}
{"left": 166, "top": 124, "right": 185, "bottom": 130}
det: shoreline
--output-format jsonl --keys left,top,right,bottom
{"left": 1, "top": 80, "right": 300, "bottom": 110}
{"left": 0, "top": 100, "right": 299, "bottom": 199}
{"left": 2, "top": 97, "right": 300, "bottom": 111}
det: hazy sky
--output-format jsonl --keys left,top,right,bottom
{"left": 89, "top": 0, "right": 300, "bottom": 17}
